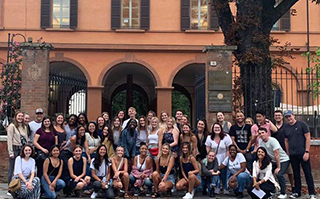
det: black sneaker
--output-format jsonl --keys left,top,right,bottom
{"left": 209, "top": 189, "right": 216, "bottom": 198}
{"left": 237, "top": 192, "right": 244, "bottom": 198}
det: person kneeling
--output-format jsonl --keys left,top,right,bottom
{"left": 201, "top": 150, "right": 220, "bottom": 197}
{"left": 90, "top": 145, "right": 114, "bottom": 199}
{"left": 176, "top": 142, "right": 201, "bottom": 199}
{"left": 248, "top": 147, "right": 276, "bottom": 199}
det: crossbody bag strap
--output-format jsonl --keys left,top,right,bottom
{"left": 216, "top": 139, "right": 221, "bottom": 155}
{"left": 117, "top": 158, "right": 124, "bottom": 171}
{"left": 138, "top": 156, "right": 146, "bottom": 172}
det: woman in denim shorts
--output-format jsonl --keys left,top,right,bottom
{"left": 151, "top": 143, "right": 175, "bottom": 197}
{"left": 176, "top": 142, "right": 201, "bottom": 199}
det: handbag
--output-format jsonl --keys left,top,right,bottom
{"left": 35, "top": 149, "right": 48, "bottom": 161}
{"left": 149, "top": 148, "right": 158, "bottom": 156}
{"left": 9, "top": 178, "right": 21, "bottom": 193}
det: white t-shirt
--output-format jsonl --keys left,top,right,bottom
{"left": 28, "top": 121, "right": 41, "bottom": 143}
{"left": 14, "top": 156, "right": 36, "bottom": 178}
{"left": 90, "top": 158, "right": 111, "bottom": 177}
{"left": 222, "top": 153, "right": 250, "bottom": 175}
{"left": 259, "top": 137, "right": 290, "bottom": 163}
{"left": 122, "top": 118, "right": 138, "bottom": 129}
{"left": 205, "top": 134, "right": 232, "bottom": 165}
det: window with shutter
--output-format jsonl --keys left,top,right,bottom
{"left": 52, "top": 0, "right": 70, "bottom": 28}
{"left": 272, "top": 0, "right": 290, "bottom": 31}
{"left": 190, "top": 0, "right": 209, "bottom": 30}
{"left": 121, "top": 0, "right": 140, "bottom": 29}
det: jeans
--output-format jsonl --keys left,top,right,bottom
{"left": 290, "top": 154, "right": 315, "bottom": 195}
{"left": 232, "top": 172, "right": 251, "bottom": 193}
{"left": 217, "top": 167, "right": 228, "bottom": 190}
{"left": 92, "top": 181, "right": 114, "bottom": 199}
{"left": 41, "top": 176, "right": 66, "bottom": 199}
{"left": 272, "top": 160, "right": 290, "bottom": 194}
{"left": 129, "top": 174, "right": 153, "bottom": 193}
{"left": 202, "top": 175, "right": 219, "bottom": 193}
{"left": 7, "top": 147, "right": 21, "bottom": 184}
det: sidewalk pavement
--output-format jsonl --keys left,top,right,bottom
{"left": 0, "top": 183, "right": 316, "bottom": 199}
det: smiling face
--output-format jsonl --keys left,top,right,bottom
{"left": 113, "top": 118, "right": 120, "bottom": 127}
{"left": 24, "top": 114, "right": 30, "bottom": 125}
{"left": 197, "top": 120, "right": 205, "bottom": 131}
{"left": 274, "top": 112, "right": 283, "bottom": 123}
{"left": 103, "top": 126, "right": 109, "bottom": 136}
{"left": 182, "top": 124, "right": 190, "bottom": 134}
{"left": 128, "top": 108, "right": 136, "bottom": 118}
{"left": 140, "top": 144, "right": 148, "bottom": 156}
{"left": 16, "top": 112, "right": 24, "bottom": 123}
{"left": 213, "top": 124, "right": 221, "bottom": 134}
{"left": 36, "top": 112, "right": 44, "bottom": 122}
{"left": 51, "top": 147, "right": 60, "bottom": 158}
{"left": 161, "top": 145, "right": 169, "bottom": 155}
{"left": 24, "top": 146, "right": 32, "bottom": 158}
{"left": 88, "top": 123, "right": 96, "bottom": 133}
{"left": 236, "top": 112, "right": 245, "bottom": 123}
{"left": 161, "top": 112, "right": 168, "bottom": 122}
{"left": 129, "top": 120, "right": 137, "bottom": 129}
{"left": 182, "top": 144, "right": 189, "bottom": 154}
{"left": 257, "top": 148, "right": 266, "bottom": 160}
{"left": 151, "top": 118, "right": 158, "bottom": 129}
{"left": 73, "top": 147, "right": 82, "bottom": 157}
{"left": 102, "top": 113, "right": 109, "bottom": 121}
{"left": 68, "top": 116, "right": 76, "bottom": 126}
{"left": 78, "top": 114, "right": 85, "bottom": 124}
{"left": 258, "top": 129, "right": 268, "bottom": 141}
{"left": 229, "top": 146, "right": 237, "bottom": 157}
{"left": 216, "top": 112, "right": 224, "bottom": 122}
{"left": 43, "top": 118, "right": 51, "bottom": 128}
{"left": 207, "top": 151, "right": 216, "bottom": 162}
{"left": 56, "top": 115, "right": 64, "bottom": 125}
{"left": 118, "top": 111, "right": 125, "bottom": 119}
{"left": 285, "top": 114, "right": 295, "bottom": 125}
{"left": 181, "top": 116, "right": 188, "bottom": 125}
{"left": 256, "top": 113, "right": 265, "bottom": 124}
{"left": 167, "top": 119, "right": 173, "bottom": 128}
{"left": 175, "top": 111, "right": 183, "bottom": 120}
{"left": 245, "top": 118, "right": 253, "bottom": 125}
{"left": 116, "top": 147, "right": 124, "bottom": 157}
{"left": 78, "top": 126, "right": 85, "bottom": 137}
{"left": 139, "top": 118, "right": 146, "bottom": 127}
{"left": 97, "top": 117, "right": 105, "bottom": 127}
{"left": 99, "top": 146, "right": 107, "bottom": 157}
{"left": 147, "top": 113, "right": 154, "bottom": 121}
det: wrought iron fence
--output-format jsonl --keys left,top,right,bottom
{"left": 233, "top": 66, "right": 320, "bottom": 137}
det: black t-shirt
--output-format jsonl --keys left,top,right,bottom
{"left": 229, "top": 124, "right": 252, "bottom": 150}
{"left": 272, "top": 125, "right": 286, "bottom": 152}
{"left": 283, "top": 121, "right": 310, "bottom": 156}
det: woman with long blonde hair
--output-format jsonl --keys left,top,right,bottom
{"left": 158, "top": 117, "right": 179, "bottom": 158}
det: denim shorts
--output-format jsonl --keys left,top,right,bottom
{"left": 161, "top": 173, "right": 175, "bottom": 185}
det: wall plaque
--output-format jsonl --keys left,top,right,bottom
{"left": 208, "top": 70, "right": 232, "bottom": 91}
{"left": 208, "top": 91, "right": 232, "bottom": 112}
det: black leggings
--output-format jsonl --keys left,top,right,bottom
{"left": 248, "top": 180, "right": 275, "bottom": 199}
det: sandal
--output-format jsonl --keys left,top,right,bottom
{"left": 151, "top": 192, "right": 160, "bottom": 198}
{"left": 124, "top": 192, "right": 130, "bottom": 198}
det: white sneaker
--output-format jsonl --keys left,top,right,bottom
{"left": 223, "top": 189, "right": 229, "bottom": 195}
{"left": 191, "top": 189, "right": 195, "bottom": 197}
{"left": 7, "top": 191, "right": 12, "bottom": 196}
{"left": 91, "top": 191, "right": 98, "bottom": 199}
{"left": 214, "top": 188, "right": 220, "bottom": 194}
{"left": 183, "top": 192, "right": 193, "bottom": 199}
{"left": 278, "top": 194, "right": 287, "bottom": 199}
{"left": 310, "top": 195, "right": 316, "bottom": 199}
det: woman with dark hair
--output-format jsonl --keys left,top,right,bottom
{"left": 151, "top": 143, "right": 175, "bottom": 198}
{"left": 33, "top": 116, "right": 58, "bottom": 177}
{"left": 111, "top": 146, "right": 130, "bottom": 198}
{"left": 78, "top": 113, "right": 88, "bottom": 129}
{"left": 70, "top": 125, "right": 89, "bottom": 158}
{"left": 117, "top": 110, "right": 125, "bottom": 124}
{"left": 7, "top": 111, "right": 28, "bottom": 189}
{"left": 248, "top": 147, "right": 276, "bottom": 199}
{"left": 65, "top": 114, "right": 78, "bottom": 143}
{"left": 194, "top": 119, "right": 209, "bottom": 161}
{"left": 205, "top": 122, "right": 232, "bottom": 195}
{"left": 220, "top": 145, "right": 251, "bottom": 198}
{"left": 86, "top": 122, "right": 101, "bottom": 163}
{"left": 97, "top": 116, "right": 105, "bottom": 140}
{"left": 68, "top": 145, "right": 91, "bottom": 197}
{"left": 101, "top": 112, "right": 111, "bottom": 127}
{"left": 41, "top": 145, "right": 66, "bottom": 199}
{"left": 176, "top": 142, "right": 201, "bottom": 199}
{"left": 112, "top": 117, "right": 122, "bottom": 150}
{"left": 90, "top": 145, "right": 114, "bottom": 199}
{"left": 130, "top": 142, "right": 153, "bottom": 197}
{"left": 216, "top": 112, "right": 232, "bottom": 133}
{"left": 119, "top": 119, "right": 138, "bottom": 159}
{"left": 136, "top": 116, "right": 148, "bottom": 155}
{"left": 12, "top": 144, "right": 40, "bottom": 199}
{"left": 102, "top": 125, "right": 115, "bottom": 158}
{"left": 180, "top": 123, "right": 198, "bottom": 157}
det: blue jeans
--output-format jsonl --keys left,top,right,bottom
{"left": 129, "top": 174, "right": 153, "bottom": 193}
{"left": 202, "top": 175, "right": 219, "bottom": 193}
{"left": 217, "top": 167, "right": 229, "bottom": 190}
{"left": 231, "top": 172, "right": 251, "bottom": 193}
{"left": 272, "top": 160, "right": 290, "bottom": 195}
{"left": 41, "top": 176, "right": 66, "bottom": 199}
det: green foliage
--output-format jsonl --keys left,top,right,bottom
{"left": 302, "top": 47, "right": 320, "bottom": 99}
{"left": 0, "top": 41, "right": 22, "bottom": 119}
{"left": 172, "top": 90, "right": 190, "bottom": 118}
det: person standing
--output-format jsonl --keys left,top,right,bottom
{"left": 283, "top": 110, "right": 316, "bottom": 199}
{"left": 122, "top": 107, "right": 138, "bottom": 129}
{"left": 273, "top": 110, "right": 295, "bottom": 194}
{"left": 28, "top": 108, "right": 44, "bottom": 144}
{"left": 258, "top": 127, "right": 290, "bottom": 199}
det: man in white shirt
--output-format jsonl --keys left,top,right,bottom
{"left": 259, "top": 127, "right": 290, "bottom": 199}
{"left": 122, "top": 107, "right": 138, "bottom": 129}
{"left": 28, "top": 108, "right": 44, "bottom": 144}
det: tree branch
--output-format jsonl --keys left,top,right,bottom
{"left": 212, "top": 0, "right": 235, "bottom": 44}
{"left": 264, "top": 0, "right": 299, "bottom": 30}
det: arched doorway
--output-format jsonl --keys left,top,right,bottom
{"left": 49, "top": 61, "right": 87, "bottom": 117}
{"left": 102, "top": 63, "right": 157, "bottom": 117}
{"left": 172, "top": 63, "right": 205, "bottom": 125}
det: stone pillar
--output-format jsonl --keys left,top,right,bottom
{"left": 203, "top": 46, "right": 237, "bottom": 128}
{"left": 156, "top": 87, "right": 173, "bottom": 117}
{"left": 20, "top": 42, "right": 53, "bottom": 117}
{"left": 87, "top": 86, "right": 103, "bottom": 121}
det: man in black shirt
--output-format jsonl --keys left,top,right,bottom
{"left": 283, "top": 110, "right": 315, "bottom": 199}
{"left": 272, "top": 110, "right": 294, "bottom": 195}
{"left": 229, "top": 111, "right": 253, "bottom": 169}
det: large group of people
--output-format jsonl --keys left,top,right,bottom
{"left": 6, "top": 107, "right": 316, "bottom": 199}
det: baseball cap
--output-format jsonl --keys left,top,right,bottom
{"left": 283, "top": 110, "right": 293, "bottom": 117}
{"left": 35, "top": 108, "right": 44, "bottom": 114}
